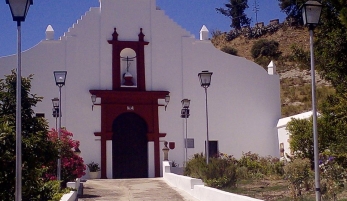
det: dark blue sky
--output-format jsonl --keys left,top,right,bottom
{"left": 0, "top": 0, "right": 285, "bottom": 57}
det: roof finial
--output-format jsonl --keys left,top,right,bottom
{"left": 138, "top": 28, "right": 145, "bottom": 42}
{"left": 200, "top": 25, "right": 209, "bottom": 40}
{"left": 45, "top": 25, "right": 54, "bottom": 40}
{"left": 112, "top": 28, "right": 119, "bottom": 41}
{"left": 267, "top": 61, "right": 277, "bottom": 75}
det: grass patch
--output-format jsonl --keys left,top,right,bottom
{"left": 185, "top": 153, "right": 347, "bottom": 200}
{"left": 280, "top": 80, "right": 335, "bottom": 117}
{"left": 223, "top": 178, "right": 317, "bottom": 201}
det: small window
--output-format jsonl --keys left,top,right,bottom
{"left": 36, "top": 113, "right": 45, "bottom": 118}
{"left": 280, "top": 143, "right": 284, "bottom": 157}
{"left": 206, "top": 140, "right": 218, "bottom": 158}
{"left": 185, "top": 138, "right": 194, "bottom": 148}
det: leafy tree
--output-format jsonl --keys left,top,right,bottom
{"left": 330, "top": 0, "right": 347, "bottom": 28}
{"left": 287, "top": 118, "right": 314, "bottom": 160}
{"left": 280, "top": 1, "right": 347, "bottom": 89}
{"left": 315, "top": 1, "right": 347, "bottom": 94}
{"left": 287, "top": 11, "right": 347, "bottom": 160}
{"left": 278, "top": 0, "right": 305, "bottom": 25}
{"left": 290, "top": 44, "right": 310, "bottom": 70}
{"left": 287, "top": 93, "right": 347, "bottom": 168}
{"left": 279, "top": 0, "right": 347, "bottom": 28}
{"left": 216, "top": 0, "right": 251, "bottom": 30}
{"left": 0, "top": 70, "right": 59, "bottom": 200}
{"left": 319, "top": 94, "right": 347, "bottom": 161}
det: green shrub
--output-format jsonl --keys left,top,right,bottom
{"left": 87, "top": 161, "right": 101, "bottom": 172}
{"left": 320, "top": 151, "right": 347, "bottom": 200}
{"left": 184, "top": 153, "right": 207, "bottom": 179}
{"left": 236, "top": 166, "right": 249, "bottom": 180}
{"left": 238, "top": 152, "right": 262, "bottom": 174}
{"left": 184, "top": 153, "right": 237, "bottom": 188}
{"left": 185, "top": 152, "right": 284, "bottom": 189}
{"left": 204, "top": 157, "right": 237, "bottom": 188}
{"left": 283, "top": 158, "right": 313, "bottom": 200}
{"left": 290, "top": 44, "right": 310, "bottom": 70}
{"left": 211, "top": 29, "right": 223, "bottom": 38}
{"left": 254, "top": 55, "right": 271, "bottom": 68}
{"left": 251, "top": 39, "right": 281, "bottom": 59}
{"left": 238, "top": 152, "right": 284, "bottom": 180}
{"left": 39, "top": 180, "right": 68, "bottom": 201}
{"left": 220, "top": 46, "right": 238, "bottom": 56}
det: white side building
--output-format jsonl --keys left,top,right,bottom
{"left": 0, "top": 0, "right": 281, "bottom": 179}
{"left": 277, "top": 111, "right": 313, "bottom": 160}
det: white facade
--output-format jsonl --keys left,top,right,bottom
{"left": 0, "top": 0, "right": 281, "bottom": 178}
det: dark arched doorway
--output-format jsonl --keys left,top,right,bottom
{"left": 112, "top": 112, "right": 148, "bottom": 178}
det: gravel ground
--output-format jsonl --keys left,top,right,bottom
{"left": 78, "top": 178, "right": 199, "bottom": 201}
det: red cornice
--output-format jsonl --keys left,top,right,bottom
{"left": 89, "top": 90, "right": 169, "bottom": 103}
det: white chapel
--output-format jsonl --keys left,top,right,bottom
{"left": 0, "top": 0, "right": 281, "bottom": 179}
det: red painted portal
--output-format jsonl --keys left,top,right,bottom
{"left": 90, "top": 28, "right": 169, "bottom": 178}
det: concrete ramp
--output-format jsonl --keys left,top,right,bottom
{"left": 78, "top": 178, "right": 199, "bottom": 201}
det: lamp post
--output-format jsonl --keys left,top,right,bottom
{"left": 6, "top": 0, "right": 33, "bottom": 200}
{"left": 181, "top": 99, "right": 190, "bottom": 166}
{"left": 54, "top": 71, "right": 67, "bottom": 181}
{"left": 52, "top": 97, "right": 59, "bottom": 131}
{"left": 165, "top": 94, "right": 170, "bottom": 111}
{"left": 91, "top": 95, "right": 96, "bottom": 110}
{"left": 301, "top": 1, "right": 322, "bottom": 201}
{"left": 198, "top": 70, "right": 213, "bottom": 164}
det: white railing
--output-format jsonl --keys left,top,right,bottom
{"left": 60, "top": 178, "right": 81, "bottom": 201}
{"left": 162, "top": 161, "right": 263, "bottom": 201}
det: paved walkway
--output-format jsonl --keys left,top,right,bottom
{"left": 78, "top": 178, "right": 199, "bottom": 201}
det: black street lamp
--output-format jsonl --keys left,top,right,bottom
{"left": 6, "top": 0, "right": 32, "bottom": 22}
{"left": 181, "top": 99, "right": 190, "bottom": 166}
{"left": 91, "top": 95, "right": 97, "bottom": 110}
{"left": 54, "top": 71, "right": 67, "bottom": 181}
{"left": 52, "top": 97, "right": 59, "bottom": 131}
{"left": 6, "top": 0, "right": 33, "bottom": 200}
{"left": 302, "top": 1, "right": 322, "bottom": 30}
{"left": 301, "top": 1, "right": 322, "bottom": 201}
{"left": 165, "top": 94, "right": 170, "bottom": 111}
{"left": 198, "top": 70, "right": 213, "bottom": 164}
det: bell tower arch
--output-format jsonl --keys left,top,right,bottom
{"left": 107, "top": 28, "right": 149, "bottom": 91}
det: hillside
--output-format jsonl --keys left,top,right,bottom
{"left": 211, "top": 25, "right": 334, "bottom": 117}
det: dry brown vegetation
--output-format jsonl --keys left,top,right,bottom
{"left": 211, "top": 26, "right": 334, "bottom": 117}
{"left": 225, "top": 179, "right": 347, "bottom": 201}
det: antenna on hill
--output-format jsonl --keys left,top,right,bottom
{"left": 252, "top": 0, "right": 260, "bottom": 25}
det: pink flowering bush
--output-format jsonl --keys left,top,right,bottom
{"left": 45, "top": 128, "right": 86, "bottom": 185}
